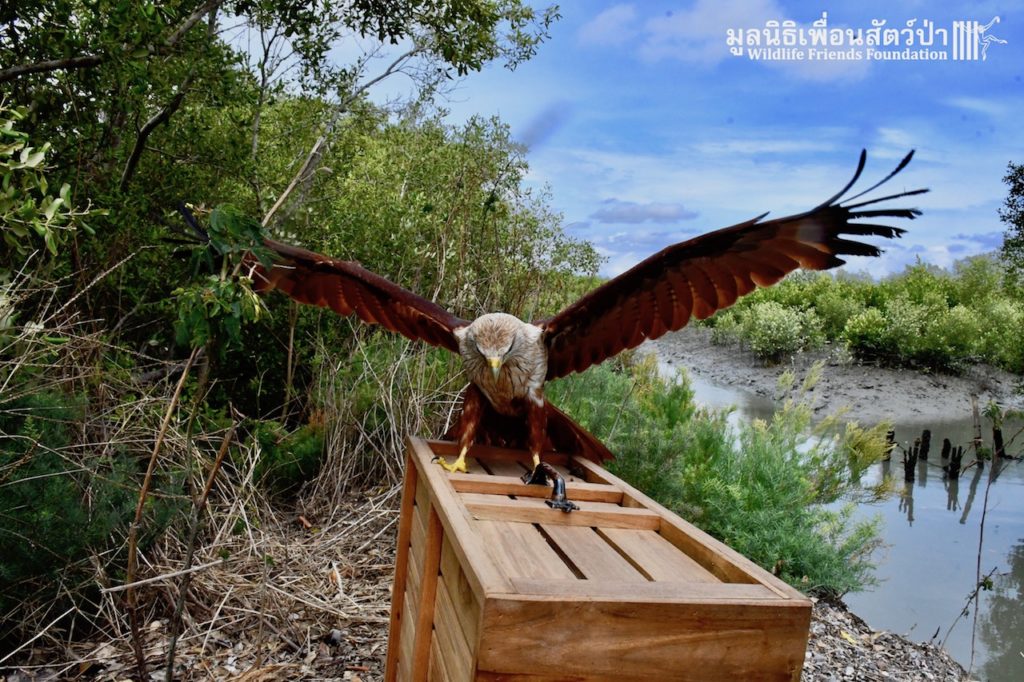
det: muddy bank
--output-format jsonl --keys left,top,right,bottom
{"left": 647, "top": 327, "right": 1024, "bottom": 425}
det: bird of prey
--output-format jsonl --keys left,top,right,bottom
{"left": 245, "top": 151, "right": 924, "bottom": 482}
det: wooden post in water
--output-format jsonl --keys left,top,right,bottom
{"left": 904, "top": 442, "right": 918, "bottom": 482}
{"left": 948, "top": 445, "right": 963, "bottom": 477}
{"left": 919, "top": 429, "right": 931, "bottom": 460}
{"left": 993, "top": 424, "right": 1007, "bottom": 460}
{"left": 971, "top": 396, "right": 983, "bottom": 462}
{"left": 940, "top": 438, "right": 951, "bottom": 460}
{"left": 884, "top": 429, "right": 895, "bottom": 462}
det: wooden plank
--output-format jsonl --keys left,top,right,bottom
{"left": 540, "top": 525, "right": 645, "bottom": 582}
{"left": 410, "top": 438, "right": 510, "bottom": 597}
{"left": 508, "top": 578, "right": 782, "bottom": 602}
{"left": 597, "top": 528, "right": 720, "bottom": 583}
{"left": 440, "top": 536, "right": 480, "bottom": 649}
{"left": 476, "top": 672, "right": 674, "bottom": 682}
{"left": 475, "top": 520, "right": 577, "bottom": 580}
{"left": 449, "top": 472, "right": 623, "bottom": 503}
{"left": 428, "top": 633, "right": 449, "bottom": 682}
{"left": 409, "top": 501, "right": 426, "bottom": 576}
{"left": 464, "top": 494, "right": 660, "bottom": 531}
{"left": 385, "top": 453, "right": 417, "bottom": 682}
{"left": 397, "top": 590, "right": 417, "bottom": 682}
{"left": 406, "top": 539, "right": 422, "bottom": 611}
{"left": 410, "top": 506, "right": 444, "bottom": 681}
{"left": 478, "top": 594, "right": 811, "bottom": 680}
{"left": 571, "top": 456, "right": 806, "bottom": 599}
{"left": 433, "top": 576, "right": 474, "bottom": 682}
{"left": 481, "top": 457, "right": 529, "bottom": 478}
{"left": 465, "top": 456, "right": 488, "bottom": 474}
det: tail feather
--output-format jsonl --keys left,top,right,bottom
{"left": 544, "top": 402, "right": 615, "bottom": 463}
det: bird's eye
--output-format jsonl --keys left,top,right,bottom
{"left": 502, "top": 339, "right": 516, "bottom": 356}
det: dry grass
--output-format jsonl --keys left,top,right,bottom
{"left": 1, "top": 269, "right": 422, "bottom": 680}
{"left": 7, "top": 487, "right": 400, "bottom": 680}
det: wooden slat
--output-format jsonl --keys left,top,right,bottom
{"left": 477, "top": 673, "right": 627, "bottom": 682}
{"left": 397, "top": 590, "right": 416, "bottom": 682}
{"left": 410, "top": 506, "right": 444, "bottom": 681}
{"left": 598, "top": 528, "right": 720, "bottom": 583}
{"left": 474, "top": 520, "right": 577, "bottom": 579}
{"left": 385, "top": 453, "right": 418, "bottom": 682}
{"left": 433, "top": 576, "right": 474, "bottom": 681}
{"left": 449, "top": 472, "right": 623, "bottom": 503}
{"left": 481, "top": 458, "right": 529, "bottom": 478}
{"left": 478, "top": 594, "right": 811, "bottom": 680}
{"left": 428, "top": 633, "right": 449, "bottom": 682}
{"left": 540, "top": 525, "right": 645, "bottom": 581}
{"left": 440, "top": 536, "right": 480, "bottom": 649}
{"left": 509, "top": 579, "right": 782, "bottom": 602}
{"left": 410, "top": 438, "right": 510, "bottom": 596}
{"left": 464, "top": 493, "right": 660, "bottom": 531}
{"left": 571, "top": 456, "right": 805, "bottom": 599}
{"left": 465, "top": 457, "right": 488, "bottom": 474}
{"left": 409, "top": 501, "right": 426, "bottom": 576}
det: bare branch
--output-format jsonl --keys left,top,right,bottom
{"left": 118, "top": 72, "right": 195, "bottom": 192}
{"left": 165, "top": 0, "right": 226, "bottom": 49}
{"left": 0, "top": 55, "right": 102, "bottom": 86}
{"left": 261, "top": 46, "right": 423, "bottom": 227}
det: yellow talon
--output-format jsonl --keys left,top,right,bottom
{"left": 437, "top": 451, "right": 468, "bottom": 473}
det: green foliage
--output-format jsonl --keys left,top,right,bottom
{"left": 0, "top": 104, "right": 97, "bottom": 274}
{"left": 705, "top": 254, "right": 1024, "bottom": 374}
{"left": 999, "top": 162, "right": 1024, "bottom": 288}
{"left": 0, "top": 391, "right": 181, "bottom": 627}
{"left": 549, "top": 358, "right": 886, "bottom": 597}
{"left": 739, "top": 301, "right": 824, "bottom": 362}
{"left": 172, "top": 275, "right": 265, "bottom": 349}
{"left": 249, "top": 420, "right": 325, "bottom": 493}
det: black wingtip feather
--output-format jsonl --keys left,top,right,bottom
{"left": 842, "top": 150, "right": 918, "bottom": 204}
{"left": 815, "top": 149, "right": 868, "bottom": 210}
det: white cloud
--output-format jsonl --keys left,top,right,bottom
{"left": 945, "top": 96, "right": 1006, "bottom": 118}
{"left": 577, "top": 4, "right": 639, "bottom": 47}
{"left": 590, "top": 199, "right": 699, "bottom": 224}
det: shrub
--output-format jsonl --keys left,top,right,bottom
{"left": 0, "top": 391, "right": 177, "bottom": 630}
{"left": 843, "top": 308, "right": 892, "bottom": 362}
{"left": 814, "top": 285, "right": 866, "bottom": 338}
{"left": 918, "top": 304, "right": 982, "bottom": 371}
{"left": 249, "top": 420, "right": 326, "bottom": 493}
{"left": 741, "top": 301, "right": 823, "bottom": 363}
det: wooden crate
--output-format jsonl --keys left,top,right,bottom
{"left": 385, "top": 437, "right": 811, "bottom": 682}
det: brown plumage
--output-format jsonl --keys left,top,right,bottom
{"left": 246, "top": 150, "right": 925, "bottom": 476}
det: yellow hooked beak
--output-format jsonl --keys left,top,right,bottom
{"left": 487, "top": 356, "right": 502, "bottom": 379}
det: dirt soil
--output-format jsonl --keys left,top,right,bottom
{"left": 647, "top": 327, "right": 1024, "bottom": 425}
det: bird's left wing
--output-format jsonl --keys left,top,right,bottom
{"left": 538, "top": 150, "right": 926, "bottom": 380}
{"left": 248, "top": 239, "right": 469, "bottom": 353}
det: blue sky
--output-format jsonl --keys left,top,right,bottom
{"left": 354, "top": 1, "right": 1024, "bottom": 277}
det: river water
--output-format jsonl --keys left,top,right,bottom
{"left": 669, "top": 366, "right": 1023, "bottom": 681}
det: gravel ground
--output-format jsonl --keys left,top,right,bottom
{"left": 805, "top": 599, "right": 971, "bottom": 682}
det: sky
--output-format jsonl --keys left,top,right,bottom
{"left": 359, "top": 1, "right": 1024, "bottom": 278}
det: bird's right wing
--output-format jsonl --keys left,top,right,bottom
{"left": 247, "top": 239, "right": 469, "bottom": 353}
{"left": 538, "top": 151, "right": 925, "bottom": 379}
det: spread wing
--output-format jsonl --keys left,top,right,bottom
{"left": 539, "top": 150, "right": 926, "bottom": 380}
{"left": 248, "top": 239, "right": 469, "bottom": 353}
